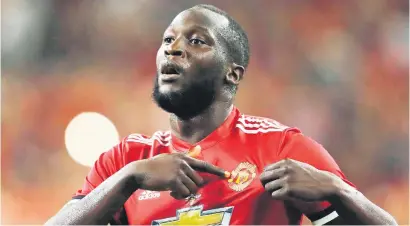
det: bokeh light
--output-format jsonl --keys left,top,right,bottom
{"left": 2, "top": 0, "right": 408, "bottom": 224}
{"left": 64, "top": 112, "right": 120, "bottom": 167}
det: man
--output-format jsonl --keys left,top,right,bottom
{"left": 46, "top": 4, "right": 396, "bottom": 225}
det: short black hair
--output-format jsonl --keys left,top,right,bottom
{"left": 193, "top": 4, "right": 250, "bottom": 69}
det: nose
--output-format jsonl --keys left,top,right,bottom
{"left": 165, "top": 48, "right": 184, "bottom": 57}
{"left": 164, "top": 39, "right": 186, "bottom": 58}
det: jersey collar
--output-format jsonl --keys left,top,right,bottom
{"left": 170, "top": 106, "right": 240, "bottom": 152}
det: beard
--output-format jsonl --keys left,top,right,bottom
{"left": 152, "top": 72, "right": 217, "bottom": 120}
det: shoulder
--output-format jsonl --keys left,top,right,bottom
{"left": 120, "top": 130, "right": 171, "bottom": 161}
{"left": 234, "top": 113, "right": 309, "bottom": 150}
{"left": 235, "top": 113, "right": 297, "bottom": 136}
{"left": 124, "top": 130, "right": 171, "bottom": 147}
{"left": 232, "top": 113, "right": 302, "bottom": 162}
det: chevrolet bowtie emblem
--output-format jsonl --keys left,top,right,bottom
{"left": 152, "top": 205, "right": 234, "bottom": 226}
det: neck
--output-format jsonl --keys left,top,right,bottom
{"left": 170, "top": 101, "right": 233, "bottom": 144}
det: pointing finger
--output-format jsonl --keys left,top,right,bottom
{"left": 187, "top": 145, "right": 201, "bottom": 158}
{"left": 170, "top": 191, "right": 185, "bottom": 200}
{"left": 184, "top": 156, "right": 230, "bottom": 178}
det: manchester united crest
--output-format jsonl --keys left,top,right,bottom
{"left": 227, "top": 162, "right": 257, "bottom": 192}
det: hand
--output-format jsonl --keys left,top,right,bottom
{"left": 132, "top": 146, "right": 229, "bottom": 199}
{"left": 260, "top": 159, "right": 341, "bottom": 202}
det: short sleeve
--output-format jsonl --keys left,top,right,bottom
{"left": 278, "top": 129, "right": 356, "bottom": 224}
{"left": 73, "top": 141, "right": 126, "bottom": 199}
{"left": 69, "top": 140, "right": 128, "bottom": 225}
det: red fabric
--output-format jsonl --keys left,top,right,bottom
{"left": 277, "top": 129, "right": 355, "bottom": 216}
{"left": 73, "top": 106, "right": 355, "bottom": 225}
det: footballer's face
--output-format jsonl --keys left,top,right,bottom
{"left": 153, "top": 8, "right": 230, "bottom": 119}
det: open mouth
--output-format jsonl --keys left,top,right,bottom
{"left": 162, "top": 65, "right": 179, "bottom": 74}
{"left": 160, "top": 62, "right": 182, "bottom": 82}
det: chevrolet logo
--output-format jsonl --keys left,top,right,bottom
{"left": 152, "top": 205, "right": 234, "bottom": 225}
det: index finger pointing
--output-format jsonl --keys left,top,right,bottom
{"left": 185, "top": 157, "right": 230, "bottom": 178}
{"left": 187, "top": 145, "right": 201, "bottom": 158}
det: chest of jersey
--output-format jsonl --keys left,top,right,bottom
{"left": 124, "top": 136, "right": 291, "bottom": 225}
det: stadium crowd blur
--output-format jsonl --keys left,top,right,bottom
{"left": 1, "top": 0, "right": 409, "bottom": 224}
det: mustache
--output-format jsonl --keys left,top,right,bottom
{"left": 159, "top": 61, "right": 184, "bottom": 74}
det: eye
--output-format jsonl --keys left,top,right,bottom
{"left": 190, "top": 38, "right": 206, "bottom": 45}
{"left": 163, "top": 37, "right": 174, "bottom": 44}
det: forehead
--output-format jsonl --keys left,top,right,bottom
{"left": 166, "top": 8, "right": 229, "bottom": 35}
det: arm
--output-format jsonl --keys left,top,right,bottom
{"left": 261, "top": 129, "right": 397, "bottom": 225}
{"left": 327, "top": 177, "right": 397, "bottom": 225}
{"left": 45, "top": 163, "right": 138, "bottom": 225}
{"left": 46, "top": 143, "right": 227, "bottom": 225}
{"left": 46, "top": 140, "right": 134, "bottom": 225}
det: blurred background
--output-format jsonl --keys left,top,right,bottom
{"left": 1, "top": 0, "right": 409, "bottom": 224}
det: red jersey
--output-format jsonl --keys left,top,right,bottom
{"left": 73, "top": 107, "right": 354, "bottom": 225}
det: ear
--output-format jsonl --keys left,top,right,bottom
{"left": 225, "top": 63, "right": 245, "bottom": 86}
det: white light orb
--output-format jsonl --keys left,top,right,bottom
{"left": 65, "top": 112, "right": 120, "bottom": 167}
